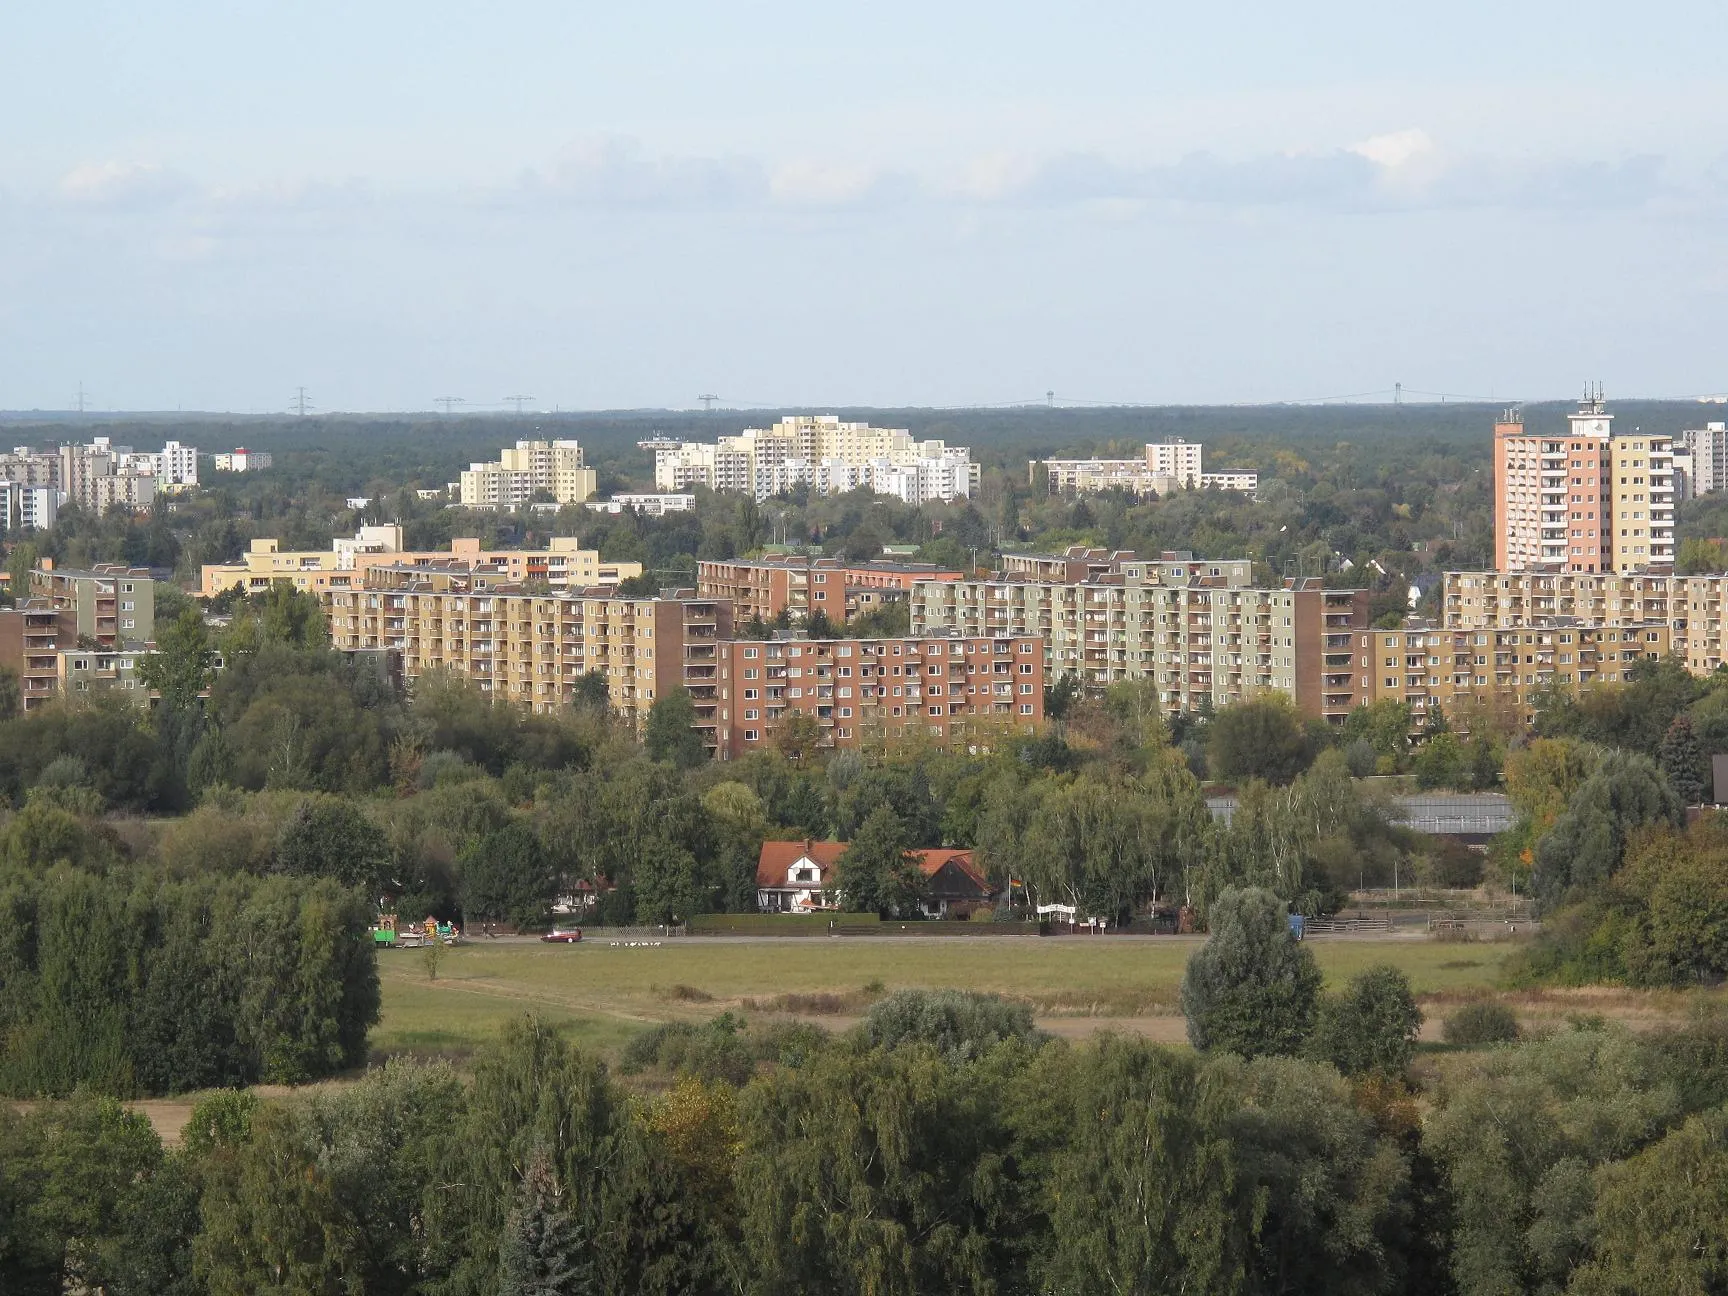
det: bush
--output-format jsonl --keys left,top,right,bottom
{"left": 1309, "top": 965, "right": 1423, "bottom": 1077}
{"left": 1442, "top": 1001, "right": 1521, "bottom": 1046}
{"left": 860, "top": 988, "right": 1036, "bottom": 1062}
{"left": 619, "top": 1014, "right": 755, "bottom": 1085}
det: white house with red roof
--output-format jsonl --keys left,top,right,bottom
{"left": 755, "top": 840, "right": 998, "bottom": 918}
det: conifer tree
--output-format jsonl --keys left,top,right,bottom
{"left": 498, "top": 1147, "right": 593, "bottom": 1296}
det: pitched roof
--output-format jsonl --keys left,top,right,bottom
{"left": 756, "top": 840, "right": 849, "bottom": 889}
{"left": 912, "top": 848, "right": 994, "bottom": 896}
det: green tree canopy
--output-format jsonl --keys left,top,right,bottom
{"left": 1180, "top": 886, "right": 1322, "bottom": 1058}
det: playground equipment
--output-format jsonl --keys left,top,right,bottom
{"left": 369, "top": 914, "right": 461, "bottom": 948}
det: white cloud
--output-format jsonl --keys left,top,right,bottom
{"left": 1349, "top": 128, "right": 1435, "bottom": 169}
{"left": 58, "top": 161, "right": 192, "bottom": 209}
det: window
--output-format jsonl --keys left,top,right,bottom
{"left": 744, "top": 709, "right": 758, "bottom": 720}
{"left": 744, "top": 648, "right": 758, "bottom": 659}
{"left": 1018, "top": 642, "right": 1033, "bottom": 653}
{"left": 743, "top": 688, "right": 757, "bottom": 699}
{"left": 1020, "top": 683, "right": 1033, "bottom": 694}
{"left": 744, "top": 730, "right": 758, "bottom": 742}
{"left": 839, "top": 706, "right": 852, "bottom": 717}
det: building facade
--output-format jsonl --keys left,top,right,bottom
{"left": 200, "top": 530, "right": 641, "bottom": 597}
{"left": 28, "top": 563, "right": 155, "bottom": 646}
{"left": 458, "top": 439, "right": 597, "bottom": 509}
{"left": 1492, "top": 393, "right": 1673, "bottom": 574}
{"left": 213, "top": 449, "right": 273, "bottom": 472}
{"left": 911, "top": 554, "right": 1370, "bottom": 723}
{"left": 1040, "top": 441, "right": 1258, "bottom": 496}
{"left": 318, "top": 570, "right": 1042, "bottom": 757}
{"left": 719, "top": 632, "right": 1043, "bottom": 757}
{"left": 0, "top": 482, "right": 59, "bottom": 532}
{"left": 654, "top": 415, "right": 978, "bottom": 504}
{"left": 696, "top": 556, "right": 964, "bottom": 625}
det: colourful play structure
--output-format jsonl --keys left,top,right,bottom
{"left": 370, "top": 914, "right": 460, "bottom": 948}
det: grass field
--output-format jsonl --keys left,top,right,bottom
{"left": 373, "top": 935, "right": 1521, "bottom": 1060}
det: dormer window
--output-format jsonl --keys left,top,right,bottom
{"left": 791, "top": 864, "right": 821, "bottom": 884}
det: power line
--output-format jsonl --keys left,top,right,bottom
{"left": 698, "top": 393, "right": 719, "bottom": 411}
{"left": 290, "top": 386, "right": 314, "bottom": 417}
{"left": 434, "top": 396, "right": 466, "bottom": 415}
{"left": 73, "top": 382, "right": 88, "bottom": 414}
{"left": 504, "top": 394, "right": 536, "bottom": 414}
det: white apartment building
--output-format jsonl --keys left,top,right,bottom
{"left": 1677, "top": 422, "right": 1728, "bottom": 498}
{"left": 1041, "top": 440, "right": 1256, "bottom": 496}
{"left": 654, "top": 415, "right": 978, "bottom": 503}
{"left": 213, "top": 448, "right": 273, "bottom": 472}
{"left": 0, "top": 482, "right": 59, "bottom": 532}
{"left": 584, "top": 493, "right": 698, "bottom": 516}
{"left": 459, "top": 439, "right": 596, "bottom": 509}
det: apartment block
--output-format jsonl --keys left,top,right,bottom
{"left": 321, "top": 569, "right": 733, "bottom": 749}
{"left": 696, "top": 556, "right": 964, "bottom": 625}
{"left": 1608, "top": 430, "right": 1675, "bottom": 570}
{"left": 200, "top": 528, "right": 641, "bottom": 597}
{"left": 720, "top": 633, "right": 1044, "bottom": 758}
{"left": 0, "top": 447, "right": 60, "bottom": 486}
{"left": 582, "top": 494, "right": 696, "bottom": 516}
{"left": 0, "top": 602, "right": 79, "bottom": 711}
{"left": 28, "top": 563, "right": 155, "bottom": 646}
{"left": 911, "top": 554, "right": 1370, "bottom": 723}
{"left": 1040, "top": 441, "right": 1259, "bottom": 496}
{"left": 1492, "top": 391, "right": 1672, "bottom": 574}
{"left": 654, "top": 415, "right": 978, "bottom": 504}
{"left": 0, "top": 481, "right": 59, "bottom": 532}
{"left": 213, "top": 448, "right": 273, "bottom": 472}
{"left": 458, "top": 439, "right": 596, "bottom": 509}
{"left": 1676, "top": 422, "right": 1728, "bottom": 498}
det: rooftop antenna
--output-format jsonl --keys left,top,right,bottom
{"left": 291, "top": 386, "right": 314, "bottom": 417}
{"left": 699, "top": 393, "right": 719, "bottom": 412}
{"left": 434, "top": 396, "right": 466, "bottom": 415}
{"left": 504, "top": 394, "right": 536, "bottom": 414}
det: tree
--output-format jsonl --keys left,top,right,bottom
{"left": 1309, "top": 965, "right": 1422, "bottom": 1077}
{"left": 460, "top": 823, "right": 556, "bottom": 926}
{"left": 1570, "top": 1109, "right": 1728, "bottom": 1294}
{"left": 1043, "top": 672, "right": 1083, "bottom": 722}
{"left": 770, "top": 712, "right": 823, "bottom": 762}
{"left": 498, "top": 1146, "right": 595, "bottom": 1295}
{"left": 571, "top": 670, "right": 610, "bottom": 712}
{"left": 0, "top": 665, "right": 19, "bottom": 721}
{"left": 1411, "top": 731, "right": 1466, "bottom": 790}
{"left": 643, "top": 689, "right": 705, "bottom": 769}
{"left": 1659, "top": 712, "right": 1709, "bottom": 806}
{"left": 275, "top": 796, "right": 393, "bottom": 894}
{"left": 1208, "top": 696, "right": 1313, "bottom": 785}
{"left": 136, "top": 605, "right": 215, "bottom": 714}
{"left": 834, "top": 804, "right": 926, "bottom": 917}
{"left": 1533, "top": 750, "right": 1681, "bottom": 909}
{"left": 802, "top": 609, "right": 838, "bottom": 640}
{"left": 1180, "top": 886, "right": 1321, "bottom": 1057}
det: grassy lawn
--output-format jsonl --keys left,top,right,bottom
{"left": 374, "top": 935, "right": 1519, "bottom": 1060}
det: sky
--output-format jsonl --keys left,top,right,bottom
{"left": 2, "top": 1, "right": 1725, "bottom": 413}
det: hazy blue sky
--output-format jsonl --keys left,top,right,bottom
{"left": 3, "top": 1, "right": 1724, "bottom": 412}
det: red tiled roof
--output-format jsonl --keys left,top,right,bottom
{"left": 756, "top": 840, "right": 849, "bottom": 889}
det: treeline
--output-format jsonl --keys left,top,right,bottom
{"left": 8, "top": 997, "right": 1728, "bottom": 1294}
{"left": 0, "top": 855, "right": 378, "bottom": 1097}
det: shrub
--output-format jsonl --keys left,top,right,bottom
{"left": 1442, "top": 1001, "right": 1521, "bottom": 1046}
{"left": 1309, "top": 965, "right": 1423, "bottom": 1077}
{"left": 860, "top": 988, "right": 1036, "bottom": 1062}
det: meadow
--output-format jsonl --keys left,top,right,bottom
{"left": 373, "top": 933, "right": 1522, "bottom": 1059}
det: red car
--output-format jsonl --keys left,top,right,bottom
{"left": 541, "top": 928, "right": 583, "bottom": 943}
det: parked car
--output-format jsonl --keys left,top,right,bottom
{"left": 541, "top": 928, "right": 583, "bottom": 944}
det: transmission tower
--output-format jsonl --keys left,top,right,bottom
{"left": 434, "top": 396, "right": 466, "bottom": 415}
{"left": 504, "top": 394, "right": 536, "bottom": 414}
{"left": 74, "top": 382, "right": 88, "bottom": 414}
{"left": 698, "top": 393, "right": 719, "bottom": 411}
{"left": 290, "top": 386, "right": 314, "bottom": 417}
